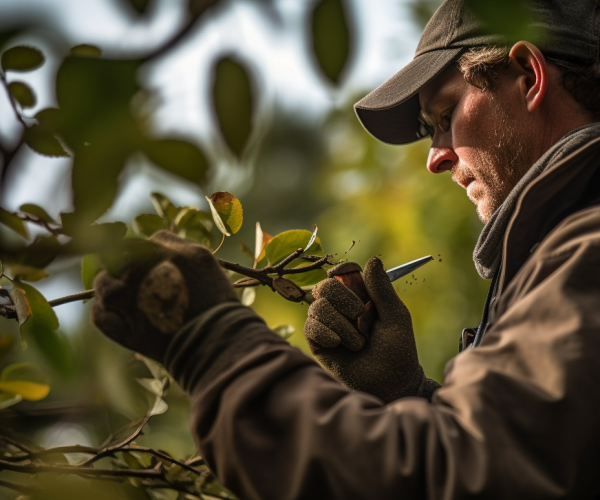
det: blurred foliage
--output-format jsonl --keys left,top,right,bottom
{"left": 0, "top": 0, "right": 494, "bottom": 497}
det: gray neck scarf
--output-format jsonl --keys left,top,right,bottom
{"left": 473, "top": 122, "right": 600, "bottom": 279}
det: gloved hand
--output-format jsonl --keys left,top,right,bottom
{"left": 92, "top": 230, "right": 238, "bottom": 363}
{"left": 304, "top": 256, "right": 438, "bottom": 403}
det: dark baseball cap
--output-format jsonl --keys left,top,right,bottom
{"left": 355, "top": 0, "right": 600, "bottom": 145}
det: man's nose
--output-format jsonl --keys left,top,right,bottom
{"left": 427, "top": 148, "right": 458, "bottom": 174}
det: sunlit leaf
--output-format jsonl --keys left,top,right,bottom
{"left": 273, "top": 324, "right": 295, "bottom": 340}
{"left": 311, "top": 0, "right": 351, "bottom": 84}
{"left": 70, "top": 44, "right": 102, "bottom": 57}
{"left": 0, "top": 208, "right": 29, "bottom": 239}
{"left": 135, "top": 353, "right": 172, "bottom": 382}
{"left": 150, "top": 192, "right": 178, "bottom": 222}
{"left": 305, "top": 224, "right": 318, "bottom": 253}
{"left": 0, "top": 362, "right": 50, "bottom": 401}
{"left": 264, "top": 229, "right": 323, "bottom": 266}
{"left": 1, "top": 45, "right": 44, "bottom": 72}
{"left": 212, "top": 56, "right": 254, "bottom": 158}
{"left": 0, "top": 392, "right": 22, "bottom": 409}
{"left": 19, "top": 203, "right": 56, "bottom": 224}
{"left": 149, "top": 395, "right": 168, "bottom": 416}
{"left": 11, "top": 267, "right": 48, "bottom": 282}
{"left": 205, "top": 192, "right": 243, "bottom": 236}
{"left": 8, "top": 81, "right": 36, "bottom": 108}
{"left": 133, "top": 214, "right": 168, "bottom": 237}
{"left": 144, "top": 139, "right": 209, "bottom": 186}
{"left": 23, "top": 125, "right": 69, "bottom": 157}
{"left": 241, "top": 287, "right": 256, "bottom": 306}
{"left": 254, "top": 221, "right": 273, "bottom": 266}
{"left": 81, "top": 254, "right": 103, "bottom": 290}
{"left": 136, "top": 377, "right": 164, "bottom": 397}
{"left": 0, "top": 381, "right": 49, "bottom": 400}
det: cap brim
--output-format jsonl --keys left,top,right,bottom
{"left": 354, "top": 47, "right": 464, "bottom": 145}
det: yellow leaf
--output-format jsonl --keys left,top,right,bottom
{"left": 0, "top": 381, "right": 50, "bottom": 401}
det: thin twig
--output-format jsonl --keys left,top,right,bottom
{"left": 48, "top": 290, "right": 95, "bottom": 307}
{"left": 0, "top": 459, "right": 163, "bottom": 478}
{"left": 279, "top": 255, "right": 332, "bottom": 275}
{"left": 17, "top": 212, "right": 64, "bottom": 236}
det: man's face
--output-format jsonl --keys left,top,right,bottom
{"left": 418, "top": 65, "right": 534, "bottom": 223}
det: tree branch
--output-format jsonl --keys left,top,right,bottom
{"left": 48, "top": 290, "right": 95, "bottom": 307}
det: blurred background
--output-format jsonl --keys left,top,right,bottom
{"left": 0, "top": 0, "right": 488, "bottom": 492}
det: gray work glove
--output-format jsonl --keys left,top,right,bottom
{"left": 304, "top": 256, "right": 439, "bottom": 403}
{"left": 92, "top": 230, "right": 238, "bottom": 363}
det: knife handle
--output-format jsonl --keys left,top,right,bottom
{"left": 328, "top": 263, "right": 377, "bottom": 338}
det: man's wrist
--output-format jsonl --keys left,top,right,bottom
{"left": 164, "top": 302, "right": 287, "bottom": 394}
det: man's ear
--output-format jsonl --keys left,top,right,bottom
{"left": 509, "top": 41, "right": 547, "bottom": 113}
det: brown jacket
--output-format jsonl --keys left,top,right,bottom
{"left": 166, "top": 135, "right": 600, "bottom": 499}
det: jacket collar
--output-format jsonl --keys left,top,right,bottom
{"left": 500, "top": 128, "right": 600, "bottom": 292}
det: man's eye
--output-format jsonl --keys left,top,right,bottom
{"left": 438, "top": 107, "right": 455, "bottom": 133}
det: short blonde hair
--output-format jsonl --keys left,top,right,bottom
{"left": 457, "top": 45, "right": 600, "bottom": 119}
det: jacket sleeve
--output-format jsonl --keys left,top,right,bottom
{"left": 164, "top": 209, "right": 600, "bottom": 500}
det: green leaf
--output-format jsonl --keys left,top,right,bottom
{"left": 264, "top": 229, "right": 323, "bottom": 266}
{"left": 8, "top": 81, "right": 36, "bottom": 108}
{"left": 205, "top": 192, "right": 243, "bottom": 236}
{"left": 212, "top": 56, "right": 254, "bottom": 158}
{"left": 0, "top": 362, "right": 50, "bottom": 401}
{"left": 464, "top": 0, "right": 542, "bottom": 44}
{"left": 23, "top": 125, "right": 69, "bottom": 157}
{"left": 71, "top": 144, "right": 128, "bottom": 224}
{"left": 150, "top": 192, "right": 178, "bottom": 222}
{"left": 133, "top": 214, "right": 168, "bottom": 237}
{"left": 35, "top": 107, "right": 62, "bottom": 133}
{"left": 19, "top": 203, "right": 56, "bottom": 224}
{"left": 273, "top": 324, "right": 295, "bottom": 340}
{"left": 0, "top": 208, "right": 29, "bottom": 239}
{"left": 1, "top": 45, "right": 44, "bottom": 72}
{"left": 81, "top": 254, "right": 103, "bottom": 290}
{"left": 70, "top": 44, "right": 102, "bottom": 57}
{"left": 7, "top": 235, "right": 61, "bottom": 280}
{"left": 173, "top": 207, "right": 212, "bottom": 244}
{"left": 144, "top": 139, "right": 209, "bottom": 186}
{"left": 127, "top": 0, "right": 151, "bottom": 14}
{"left": 311, "top": 0, "right": 351, "bottom": 84}
{"left": 0, "top": 392, "right": 22, "bottom": 410}
{"left": 286, "top": 266, "right": 327, "bottom": 287}
{"left": 14, "top": 280, "right": 59, "bottom": 341}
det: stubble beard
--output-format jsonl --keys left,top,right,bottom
{"left": 453, "top": 95, "right": 534, "bottom": 224}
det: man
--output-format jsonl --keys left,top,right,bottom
{"left": 93, "top": 0, "right": 600, "bottom": 498}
